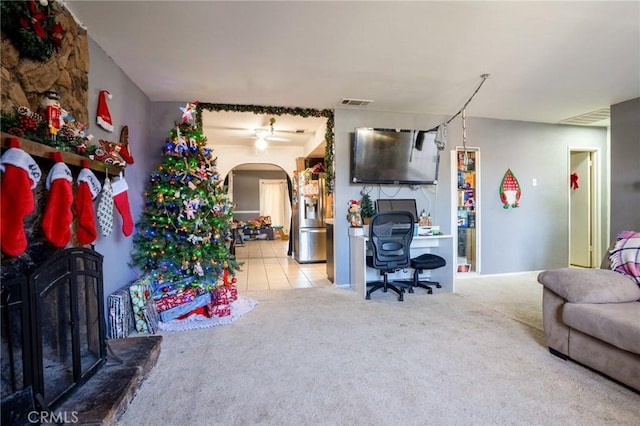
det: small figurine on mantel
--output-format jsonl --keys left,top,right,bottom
{"left": 40, "top": 90, "right": 62, "bottom": 140}
{"left": 347, "top": 199, "right": 362, "bottom": 228}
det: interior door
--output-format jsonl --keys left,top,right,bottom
{"left": 570, "top": 151, "right": 592, "bottom": 267}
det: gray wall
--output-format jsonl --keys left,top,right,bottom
{"left": 88, "top": 37, "right": 156, "bottom": 301}
{"left": 610, "top": 97, "right": 640, "bottom": 240}
{"left": 232, "top": 170, "right": 288, "bottom": 222}
{"left": 332, "top": 109, "right": 609, "bottom": 285}
{"left": 89, "top": 31, "right": 631, "bottom": 296}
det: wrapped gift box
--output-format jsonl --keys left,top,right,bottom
{"left": 129, "top": 275, "right": 153, "bottom": 333}
{"left": 159, "top": 291, "right": 212, "bottom": 322}
{"left": 142, "top": 300, "right": 160, "bottom": 334}
{"left": 107, "top": 287, "right": 135, "bottom": 339}
{"left": 211, "top": 286, "right": 238, "bottom": 306}
{"left": 154, "top": 286, "right": 204, "bottom": 312}
{"left": 206, "top": 302, "right": 231, "bottom": 318}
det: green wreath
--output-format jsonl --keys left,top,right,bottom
{"left": 1, "top": 0, "right": 64, "bottom": 62}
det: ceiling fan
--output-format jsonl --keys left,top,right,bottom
{"left": 237, "top": 117, "right": 300, "bottom": 150}
{"left": 204, "top": 114, "right": 314, "bottom": 149}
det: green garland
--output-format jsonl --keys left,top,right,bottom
{"left": 196, "top": 103, "right": 335, "bottom": 194}
{"left": 1, "top": 0, "right": 64, "bottom": 62}
{"left": 1, "top": 108, "right": 98, "bottom": 157}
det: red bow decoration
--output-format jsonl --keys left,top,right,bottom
{"left": 570, "top": 172, "right": 579, "bottom": 190}
{"left": 20, "top": 0, "right": 47, "bottom": 39}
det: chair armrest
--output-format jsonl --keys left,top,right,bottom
{"left": 537, "top": 268, "right": 640, "bottom": 303}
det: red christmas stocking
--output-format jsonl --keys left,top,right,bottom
{"left": 42, "top": 152, "right": 74, "bottom": 247}
{"left": 0, "top": 138, "right": 42, "bottom": 256}
{"left": 75, "top": 160, "right": 101, "bottom": 245}
{"left": 111, "top": 176, "right": 133, "bottom": 236}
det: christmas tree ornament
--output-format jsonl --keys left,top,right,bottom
{"left": 75, "top": 160, "right": 101, "bottom": 245}
{"left": 500, "top": 169, "right": 521, "bottom": 209}
{"left": 42, "top": 151, "right": 73, "bottom": 247}
{"left": 98, "top": 176, "right": 114, "bottom": 236}
{"left": 96, "top": 90, "right": 114, "bottom": 132}
{"left": 0, "top": 138, "right": 42, "bottom": 256}
{"left": 112, "top": 174, "right": 134, "bottom": 236}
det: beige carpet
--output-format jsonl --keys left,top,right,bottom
{"left": 117, "top": 272, "right": 639, "bottom": 425}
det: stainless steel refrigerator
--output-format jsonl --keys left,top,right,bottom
{"left": 292, "top": 172, "right": 327, "bottom": 263}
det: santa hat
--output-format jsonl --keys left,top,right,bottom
{"left": 96, "top": 90, "right": 113, "bottom": 132}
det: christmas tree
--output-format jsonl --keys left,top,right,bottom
{"left": 360, "top": 192, "right": 375, "bottom": 221}
{"left": 131, "top": 104, "right": 238, "bottom": 292}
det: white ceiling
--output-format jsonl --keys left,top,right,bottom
{"left": 65, "top": 1, "right": 639, "bottom": 139}
{"left": 200, "top": 109, "right": 328, "bottom": 154}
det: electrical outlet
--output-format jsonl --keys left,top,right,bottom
{"left": 532, "top": 178, "right": 537, "bottom": 186}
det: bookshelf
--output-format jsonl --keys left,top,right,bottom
{"left": 455, "top": 148, "right": 479, "bottom": 273}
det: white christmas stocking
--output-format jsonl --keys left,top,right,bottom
{"left": 97, "top": 177, "right": 114, "bottom": 237}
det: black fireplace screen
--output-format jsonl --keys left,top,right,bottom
{"left": 1, "top": 247, "right": 106, "bottom": 409}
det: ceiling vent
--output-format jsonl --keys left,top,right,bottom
{"left": 340, "top": 98, "right": 373, "bottom": 107}
{"left": 559, "top": 107, "right": 610, "bottom": 126}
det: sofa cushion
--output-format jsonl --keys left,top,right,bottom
{"left": 563, "top": 302, "right": 640, "bottom": 354}
{"left": 538, "top": 268, "right": 640, "bottom": 303}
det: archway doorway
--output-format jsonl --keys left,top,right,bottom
{"left": 224, "top": 163, "right": 293, "bottom": 238}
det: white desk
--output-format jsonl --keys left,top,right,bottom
{"left": 349, "top": 233, "right": 454, "bottom": 299}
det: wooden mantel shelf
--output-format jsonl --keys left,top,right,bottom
{"left": 1, "top": 132, "right": 123, "bottom": 175}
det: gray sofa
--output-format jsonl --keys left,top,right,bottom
{"left": 537, "top": 257, "right": 640, "bottom": 391}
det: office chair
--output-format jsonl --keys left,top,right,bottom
{"left": 410, "top": 253, "right": 446, "bottom": 294}
{"left": 365, "top": 211, "right": 415, "bottom": 301}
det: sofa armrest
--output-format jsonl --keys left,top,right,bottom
{"left": 537, "top": 268, "right": 640, "bottom": 303}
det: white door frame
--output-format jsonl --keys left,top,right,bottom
{"left": 567, "top": 147, "right": 601, "bottom": 268}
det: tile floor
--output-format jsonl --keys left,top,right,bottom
{"left": 232, "top": 238, "right": 333, "bottom": 291}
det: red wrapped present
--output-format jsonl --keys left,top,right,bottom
{"left": 159, "top": 291, "right": 211, "bottom": 322}
{"left": 206, "top": 303, "right": 231, "bottom": 318}
{"left": 154, "top": 286, "right": 203, "bottom": 312}
{"left": 210, "top": 286, "right": 238, "bottom": 306}
{"left": 176, "top": 302, "right": 230, "bottom": 319}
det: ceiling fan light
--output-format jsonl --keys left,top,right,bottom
{"left": 255, "top": 137, "right": 268, "bottom": 151}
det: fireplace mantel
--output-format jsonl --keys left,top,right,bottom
{"left": 1, "top": 132, "right": 123, "bottom": 176}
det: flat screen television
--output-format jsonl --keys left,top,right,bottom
{"left": 351, "top": 127, "right": 440, "bottom": 185}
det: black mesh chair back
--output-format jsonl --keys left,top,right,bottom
{"left": 366, "top": 211, "right": 415, "bottom": 301}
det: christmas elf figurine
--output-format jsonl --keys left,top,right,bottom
{"left": 347, "top": 199, "right": 362, "bottom": 227}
